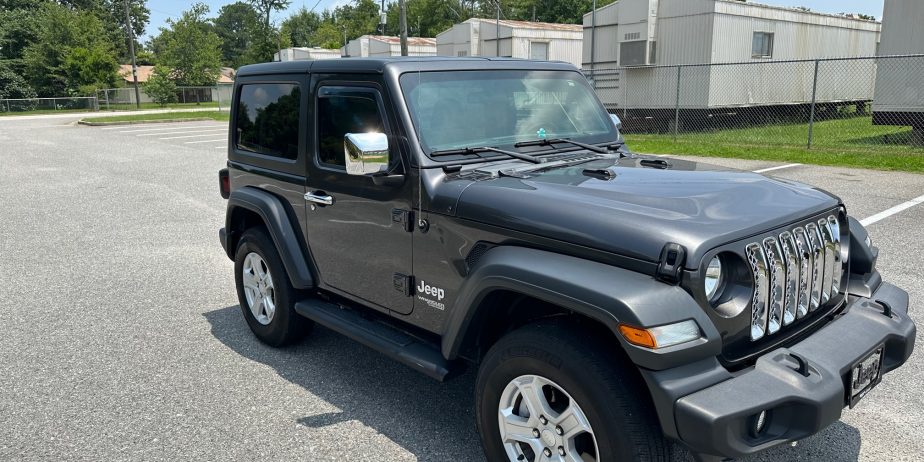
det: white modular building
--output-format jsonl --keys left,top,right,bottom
{"left": 436, "top": 19, "right": 583, "bottom": 67}
{"left": 341, "top": 35, "right": 437, "bottom": 58}
{"left": 273, "top": 47, "right": 341, "bottom": 62}
{"left": 582, "top": 0, "right": 881, "bottom": 111}
{"left": 872, "top": 0, "right": 924, "bottom": 131}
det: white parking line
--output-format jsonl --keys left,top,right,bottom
{"left": 184, "top": 138, "right": 227, "bottom": 144}
{"left": 753, "top": 163, "right": 802, "bottom": 174}
{"left": 118, "top": 125, "right": 220, "bottom": 133}
{"left": 101, "top": 123, "right": 214, "bottom": 130}
{"left": 139, "top": 128, "right": 226, "bottom": 137}
{"left": 860, "top": 194, "right": 924, "bottom": 227}
{"left": 159, "top": 131, "right": 229, "bottom": 140}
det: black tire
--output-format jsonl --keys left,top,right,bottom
{"left": 234, "top": 227, "right": 312, "bottom": 347}
{"left": 476, "top": 322, "right": 670, "bottom": 462}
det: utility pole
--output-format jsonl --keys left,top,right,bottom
{"left": 399, "top": 0, "right": 408, "bottom": 56}
{"left": 124, "top": 0, "right": 140, "bottom": 109}
{"left": 495, "top": 0, "right": 500, "bottom": 57}
{"left": 380, "top": 0, "right": 386, "bottom": 34}
{"left": 590, "top": 0, "right": 596, "bottom": 70}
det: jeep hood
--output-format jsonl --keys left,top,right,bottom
{"left": 452, "top": 156, "right": 840, "bottom": 267}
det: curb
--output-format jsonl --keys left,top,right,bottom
{"left": 77, "top": 117, "right": 216, "bottom": 126}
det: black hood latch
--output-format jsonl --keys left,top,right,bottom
{"left": 657, "top": 243, "right": 686, "bottom": 284}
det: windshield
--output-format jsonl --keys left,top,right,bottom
{"left": 400, "top": 70, "right": 616, "bottom": 156}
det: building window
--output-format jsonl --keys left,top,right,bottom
{"left": 624, "top": 32, "right": 641, "bottom": 41}
{"left": 457, "top": 50, "right": 468, "bottom": 57}
{"left": 235, "top": 83, "right": 300, "bottom": 159}
{"left": 752, "top": 32, "right": 774, "bottom": 59}
{"left": 529, "top": 41, "right": 549, "bottom": 61}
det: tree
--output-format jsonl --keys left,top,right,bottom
{"left": 280, "top": 7, "right": 322, "bottom": 48}
{"left": 143, "top": 67, "right": 177, "bottom": 106}
{"left": 0, "top": 61, "right": 36, "bottom": 100}
{"left": 23, "top": 2, "right": 120, "bottom": 96}
{"left": 333, "top": 0, "right": 381, "bottom": 41}
{"left": 214, "top": 2, "right": 262, "bottom": 68}
{"left": 62, "top": 44, "right": 120, "bottom": 95}
{"left": 248, "top": 0, "right": 291, "bottom": 29}
{"left": 840, "top": 12, "right": 876, "bottom": 21}
{"left": 312, "top": 22, "right": 345, "bottom": 49}
{"left": 154, "top": 3, "right": 223, "bottom": 86}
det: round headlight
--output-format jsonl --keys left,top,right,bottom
{"left": 704, "top": 256, "right": 723, "bottom": 301}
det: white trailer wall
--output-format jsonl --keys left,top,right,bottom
{"left": 585, "top": 0, "right": 881, "bottom": 110}
{"left": 707, "top": 2, "right": 879, "bottom": 108}
{"left": 873, "top": 0, "right": 924, "bottom": 122}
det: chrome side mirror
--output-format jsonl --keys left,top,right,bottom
{"left": 344, "top": 132, "right": 389, "bottom": 176}
{"left": 609, "top": 114, "right": 622, "bottom": 131}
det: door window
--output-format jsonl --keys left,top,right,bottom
{"left": 316, "top": 87, "right": 386, "bottom": 169}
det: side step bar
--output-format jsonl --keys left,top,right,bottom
{"left": 294, "top": 298, "right": 452, "bottom": 381}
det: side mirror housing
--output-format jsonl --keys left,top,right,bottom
{"left": 609, "top": 113, "right": 623, "bottom": 131}
{"left": 345, "top": 132, "right": 389, "bottom": 176}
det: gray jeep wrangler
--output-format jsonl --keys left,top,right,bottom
{"left": 218, "top": 57, "right": 916, "bottom": 461}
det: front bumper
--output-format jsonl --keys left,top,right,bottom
{"left": 670, "top": 282, "right": 915, "bottom": 459}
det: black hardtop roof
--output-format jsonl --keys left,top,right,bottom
{"left": 235, "top": 56, "right": 578, "bottom": 77}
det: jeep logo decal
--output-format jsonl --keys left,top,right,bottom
{"left": 416, "top": 280, "right": 445, "bottom": 301}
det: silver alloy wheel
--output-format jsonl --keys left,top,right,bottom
{"left": 498, "top": 374, "right": 599, "bottom": 462}
{"left": 242, "top": 252, "right": 276, "bottom": 325}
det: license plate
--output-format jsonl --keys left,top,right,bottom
{"left": 848, "top": 346, "right": 883, "bottom": 408}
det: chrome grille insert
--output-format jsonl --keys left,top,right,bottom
{"left": 778, "top": 232, "right": 799, "bottom": 326}
{"left": 792, "top": 227, "right": 812, "bottom": 319}
{"left": 805, "top": 223, "right": 825, "bottom": 310}
{"left": 746, "top": 215, "right": 845, "bottom": 341}
{"left": 745, "top": 243, "right": 769, "bottom": 341}
{"left": 762, "top": 237, "right": 785, "bottom": 335}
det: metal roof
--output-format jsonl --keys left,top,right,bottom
{"left": 466, "top": 18, "right": 583, "bottom": 32}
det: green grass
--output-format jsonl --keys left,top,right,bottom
{"left": 0, "top": 108, "right": 94, "bottom": 116}
{"left": 80, "top": 111, "right": 229, "bottom": 124}
{"left": 626, "top": 116, "right": 924, "bottom": 172}
{"left": 99, "top": 101, "right": 220, "bottom": 111}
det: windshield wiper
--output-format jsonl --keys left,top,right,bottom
{"left": 430, "top": 146, "right": 543, "bottom": 164}
{"left": 514, "top": 138, "right": 610, "bottom": 154}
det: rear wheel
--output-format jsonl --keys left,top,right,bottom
{"left": 476, "top": 322, "right": 670, "bottom": 462}
{"left": 234, "top": 227, "right": 311, "bottom": 346}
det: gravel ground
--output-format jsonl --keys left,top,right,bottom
{"left": 0, "top": 116, "right": 921, "bottom": 461}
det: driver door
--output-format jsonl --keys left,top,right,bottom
{"left": 303, "top": 81, "right": 414, "bottom": 315}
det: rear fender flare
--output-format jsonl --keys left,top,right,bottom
{"left": 225, "top": 187, "right": 315, "bottom": 289}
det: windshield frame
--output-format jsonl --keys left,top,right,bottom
{"left": 398, "top": 69, "right": 619, "bottom": 164}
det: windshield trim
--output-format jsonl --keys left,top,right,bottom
{"left": 398, "top": 69, "right": 620, "bottom": 163}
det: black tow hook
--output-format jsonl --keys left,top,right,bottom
{"left": 789, "top": 353, "right": 811, "bottom": 377}
{"left": 876, "top": 299, "right": 893, "bottom": 318}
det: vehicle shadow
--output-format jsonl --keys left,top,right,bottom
{"left": 205, "top": 305, "right": 863, "bottom": 462}
{"left": 203, "top": 305, "right": 485, "bottom": 461}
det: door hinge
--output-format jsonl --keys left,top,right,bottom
{"left": 393, "top": 273, "right": 414, "bottom": 296}
{"left": 656, "top": 242, "right": 686, "bottom": 284}
{"left": 392, "top": 208, "right": 414, "bottom": 232}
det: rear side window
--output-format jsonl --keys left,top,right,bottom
{"left": 317, "top": 87, "right": 385, "bottom": 168}
{"left": 236, "top": 83, "right": 300, "bottom": 159}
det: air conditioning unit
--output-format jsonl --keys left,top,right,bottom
{"left": 620, "top": 40, "right": 657, "bottom": 66}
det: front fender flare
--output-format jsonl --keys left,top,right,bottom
{"left": 441, "top": 246, "right": 721, "bottom": 370}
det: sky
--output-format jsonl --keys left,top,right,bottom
{"left": 141, "top": 0, "right": 885, "bottom": 42}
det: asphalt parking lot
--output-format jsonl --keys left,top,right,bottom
{"left": 1, "top": 115, "right": 922, "bottom": 461}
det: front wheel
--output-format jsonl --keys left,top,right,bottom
{"left": 476, "top": 322, "right": 671, "bottom": 462}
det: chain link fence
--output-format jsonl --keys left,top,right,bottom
{"left": 585, "top": 54, "right": 924, "bottom": 154}
{"left": 0, "top": 97, "right": 98, "bottom": 114}
{"left": 96, "top": 85, "right": 233, "bottom": 111}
